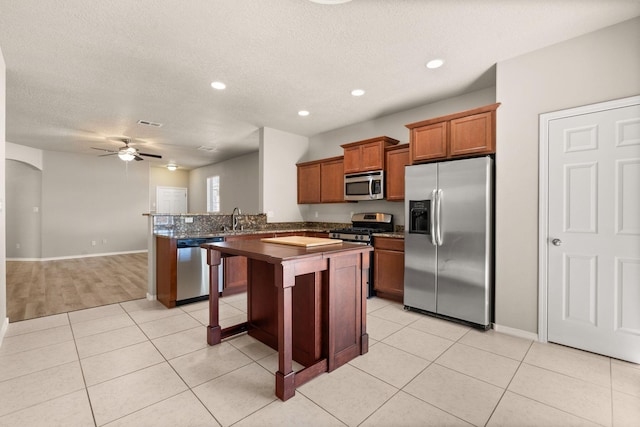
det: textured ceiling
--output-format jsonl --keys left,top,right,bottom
{"left": 0, "top": 0, "right": 638, "bottom": 169}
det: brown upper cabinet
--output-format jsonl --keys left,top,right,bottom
{"left": 385, "top": 144, "right": 410, "bottom": 202}
{"left": 297, "top": 161, "right": 321, "bottom": 204}
{"left": 406, "top": 103, "right": 500, "bottom": 164}
{"left": 319, "top": 156, "right": 345, "bottom": 202}
{"left": 341, "top": 136, "right": 399, "bottom": 174}
{"left": 296, "top": 156, "right": 344, "bottom": 204}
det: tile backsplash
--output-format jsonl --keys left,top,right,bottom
{"left": 150, "top": 213, "right": 349, "bottom": 236}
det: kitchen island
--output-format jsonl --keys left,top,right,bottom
{"left": 201, "top": 238, "right": 372, "bottom": 401}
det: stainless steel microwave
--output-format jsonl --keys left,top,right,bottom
{"left": 344, "top": 170, "right": 385, "bottom": 201}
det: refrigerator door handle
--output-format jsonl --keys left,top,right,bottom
{"left": 430, "top": 189, "right": 437, "bottom": 246}
{"left": 436, "top": 189, "right": 443, "bottom": 246}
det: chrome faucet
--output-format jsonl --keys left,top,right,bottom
{"left": 232, "top": 207, "right": 241, "bottom": 231}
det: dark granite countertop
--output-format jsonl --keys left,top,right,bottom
{"left": 154, "top": 228, "right": 334, "bottom": 240}
{"left": 372, "top": 231, "right": 405, "bottom": 239}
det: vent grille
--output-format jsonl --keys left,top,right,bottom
{"left": 137, "top": 119, "right": 163, "bottom": 127}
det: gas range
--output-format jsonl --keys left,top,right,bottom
{"left": 329, "top": 213, "right": 393, "bottom": 244}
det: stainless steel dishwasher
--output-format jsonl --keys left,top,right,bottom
{"left": 176, "top": 237, "right": 224, "bottom": 305}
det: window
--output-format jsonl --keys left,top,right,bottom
{"left": 207, "top": 175, "right": 220, "bottom": 212}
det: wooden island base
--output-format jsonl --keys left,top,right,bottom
{"left": 202, "top": 239, "right": 372, "bottom": 401}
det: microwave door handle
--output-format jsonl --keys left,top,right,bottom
{"left": 436, "top": 189, "right": 443, "bottom": 246}
{"left": 430, "top": 190, "right": 437, "bottom": 246}
{"left": 369, "top": 177, "right": 374, "bottom": 199}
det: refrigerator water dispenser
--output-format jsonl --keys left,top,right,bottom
{"left": 409, "top": 200, "right": 430, "bottom": 234}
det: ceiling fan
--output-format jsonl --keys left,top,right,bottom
{"left": 91, "top": 138, "right": 162, "bottom": 162}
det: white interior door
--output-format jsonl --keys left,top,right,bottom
{"left": 544, "top": 98, "right": 640, "bottom": 363}
{"left": 156, "top": 186, "right": 187, "bottom": 213}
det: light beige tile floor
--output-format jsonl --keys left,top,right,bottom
{"left": 1, "top": 296, "right": 639, "bottom": 427}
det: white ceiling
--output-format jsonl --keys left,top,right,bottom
{"left": 1, "top": 0, "right": 638, "bottom": 170}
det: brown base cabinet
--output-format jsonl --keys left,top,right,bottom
{"left": 223, "top": 233, "right": 276, "bottom": 297}
{"left": 156, "top": 236, "right": 178, "bottom": 308}
{"left": 373, "top": 237, "right": 404, "bottom": 302}
{"left": 156, "top": 232, "right": 331, "bottom": 307}
{"left": 224, "top": 232, "right": 330, "bottom": 297}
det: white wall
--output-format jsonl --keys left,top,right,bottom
{"left": 40, "top": 151, "right": 149, "bottom": 258}
{"left": 495, "top": 17, "right": 640, "bottom": 334}
{"left": 189, "top": 151, "right": 259, "bottom": 214}
{"left": 6, "top": 160, "right": 42, "bottom": 259}
{"left": 304, "top": 87, "right": 497, "bottom": 226}
{"left": 260, "top": 127, "right": 308, "bottom": 222}
{"left": 5, "top": 143, "right": 45, "bottom": 259}
{"left": 0, "top": 46, "right": 7, "bottom": 344}
{"left": 6, "top": 141, "right": 43, "bottom": 169}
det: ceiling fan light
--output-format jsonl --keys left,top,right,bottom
{"left": 167, "top": 164, "right": 177, "bottom": 171}
{"left": 118, "top": 152, "right": 135, "bottom": 161}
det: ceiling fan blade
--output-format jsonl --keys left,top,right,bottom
{"left": 92, "top": 147, "right": 117, "bottom": 153}
{"left": 138, "top": 152, "right": 162, "bottom": 159}
{"left": 98, "top": 153, "right": 118, "bottom": 157}
{"left": 134, "top": 155, "right": 144, "bottom": 161}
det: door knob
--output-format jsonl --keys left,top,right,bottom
{"left": 551, "top": 238, "right": 562, "bottom": 246}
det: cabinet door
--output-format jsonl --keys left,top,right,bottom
{"left": 449, "top": 111, "right": 494, "bottom": 157}
{"left": 343, "top": 146, "right": 362, "bottom": 174}
{"left": 373, "top": 237, "right": 405, "bottom": 302}
{"left": 223, "top": 233, "right": 273, "bottom": 297}
{"left": 411, "top": 122, "right": 448, "bottom": 163}
{"left": 320, "top": 158, "right": 344, "bottom": 202}
{"left": 343, "top": 141, "right": 386, "bottom": 173}
{"left": 297, "top": 163, "right": 321, "bottom": 204}
{"left": 385, "top": 146, "right": 410, "bottom": 201}
{"left": 360, "top": 141, "right": 385, "bottom": 171}
{"left": 223, "top": 256, "right": 247, "bottom": 297}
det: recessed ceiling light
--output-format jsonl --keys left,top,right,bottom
{"left": 426, "top": 59, "right": 444, "bottom": 69}
{"left": 210, "top": 81, "right": 226, "bottom": 90}
{"left": 351, "top": 89, "right": 365, "bottom": 96}
{"left": 298, "top": 110, "right": 310, "bottom": 117}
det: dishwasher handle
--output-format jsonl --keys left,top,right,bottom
{"left": 177, "top": 237, "right": 224, "bottom": 248}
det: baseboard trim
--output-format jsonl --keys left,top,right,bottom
{"left": 146, "top": 293, "right": 157, "bottom": 301}
{"left": 492, "top": 323, "right": 539, "bottom": 341}
{"left": 0, "top": 317, "right": 9, "bottom": 348}
{"left": 7, "top": 250, "right": 148, "bottom": 262}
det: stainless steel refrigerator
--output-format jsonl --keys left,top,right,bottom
{"left": 404, "top": 156, "right": 493, "bottom": 329}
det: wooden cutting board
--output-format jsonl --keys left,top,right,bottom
{"left": 260, "top": 236, "right": 343, "bottom": 247}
